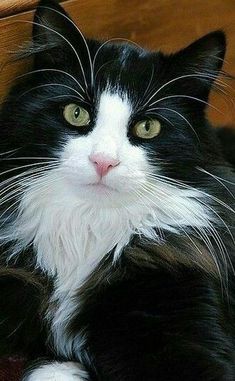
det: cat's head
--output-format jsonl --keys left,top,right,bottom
{"left": 0, "top": 0, "right": 227, "bottom": 212}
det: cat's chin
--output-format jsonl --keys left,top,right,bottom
{"left": 73, "top": 181, "right": 138, "bottom": 206}
{"left": 83, "top": 182, "right": 118, "bottom": 195}
{"left": 70, "top": 181, "right": 120, "bottom": 204}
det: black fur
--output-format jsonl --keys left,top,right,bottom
{"left": 75, "top": 249, "right": 235, "bottom": 381}
{"left": 217, "top": 127, "right": 235, "bottom": 167}
{"left": 0, "top": 0, "right": 234, "bottom": 380}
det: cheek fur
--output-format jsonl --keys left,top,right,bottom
{"left": 60, "top": 134, "right": 151, "bottom": 195}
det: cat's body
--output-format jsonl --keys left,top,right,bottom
{"left": 0, "top": 0, "right": 235, "bottom": 380}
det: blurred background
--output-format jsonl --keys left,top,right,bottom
{"left": 0, "top": 0, "right": 235, "bottom": 128}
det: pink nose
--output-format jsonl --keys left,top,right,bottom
{"left": 89, "top": 153, "right": 120, "bottom": 177}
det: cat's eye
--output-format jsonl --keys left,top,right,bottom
{"left": 133, "top": 119, "right": 161, "bottom": 139}
{"left": 63, "top": 104, "right": 90, "bottom": 127}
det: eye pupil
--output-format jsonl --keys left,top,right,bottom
{"left": 74, "top": 108, "right": 80, "bottom": 118}
{"left": 145, "top": 121, "right": 150, "bottom": 132}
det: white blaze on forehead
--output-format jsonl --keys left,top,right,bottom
{"left": 91, "top": 91, "right": 132, "bottom": 156}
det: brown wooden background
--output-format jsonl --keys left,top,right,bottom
{"left": 1, "top": 0, "right": 235, "bottom": 127}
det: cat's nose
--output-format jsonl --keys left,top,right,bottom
{"left": 89, "top": 153, "right": 120, "bottom": 177}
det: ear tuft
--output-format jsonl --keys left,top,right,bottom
{"left": 175, "top": 30, "right": 226, "bottom": 76}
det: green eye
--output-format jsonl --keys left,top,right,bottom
{"left": 63, "top": 103, "right": 90, "bottom": 127}
{"left": 133, "top": 119, "right": 161, "bottom": 139}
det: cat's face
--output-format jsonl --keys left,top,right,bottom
{"left": 60, "top": 91, "right": 149, "bottom": 204}
{"left": 1, "top": 0, "right": 226, "bottom": 211}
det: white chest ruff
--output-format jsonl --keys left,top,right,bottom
{"left": 4, "top": 171, "right": 160, "bottom": 285}
{"left": 2, "top": 169, "right": 213, "bottom": 287}
{"left": 1, "top": 169, "right": 213, "bottom": 356}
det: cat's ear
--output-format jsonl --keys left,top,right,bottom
{"left": 172, "top": 31, "right": 226, "bottom": 96}
{"left": 32, "top": 0, "right": 85, "bottom": 67}
{"left": 33, "top": 0, "right": 73, "bottom": 46}
{"left": 176, "top": 31, "right": 226, "bottom": 72}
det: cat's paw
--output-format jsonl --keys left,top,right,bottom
{"left": 22, "top": 361, "right": 88, "bottom": 381}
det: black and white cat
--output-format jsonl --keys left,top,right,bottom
{"left": 0, "top": 0, "right": 235, "bottom": 380}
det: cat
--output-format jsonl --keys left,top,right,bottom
{"left": 0, "top": 0, "right": 235, "bottom": 380}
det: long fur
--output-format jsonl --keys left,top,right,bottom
{"left": 0, "top": 0, "right": 235, "bottom": 380}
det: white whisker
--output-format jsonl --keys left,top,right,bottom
{"left": 0, "top": 157, "right": 58, "bottom": 161}
{"left": 0, "top": 164, "right": 59, "bottom": 200}
{"left": 0, "top": 161, "right": 59, "bottom": 179}
{"left": 12, "top": 69, "right": 85, "bottom": 96}
{"left": 145, "top": 171, "right": 235, "bottom": 215}
{"left": 140, "top": 73, "right": 229, "bottom": 110}
{"left": 17, "top": 83, "right": 84, "bottom": 101}
{"left": 197, "top": 167, "right": 235, "bottom": 199}
{"left": 148, "top": 94, "right": 224, "bottom": 115}
{"left": 144, "top": 172, "right": 235, "bottom": 246}
{"left": 16, "top": 20, "right": 88, "bottom": 92}
{"left": 139, "top": 181, "right": 227, "bottom": 285}
{"left": 93, "top": 38, "right": 142, "bottom": 76}
{"left": 0, "top": 174, "right": 66, "bottom": 228}
{"left": 146, "top": 106, "right": 200, "bottom": 141}
{"left": 0, "top": 149, "right": 21, "bottom": 157}
{"left": 38, "top": 6, "right": 93, "bottom": 90}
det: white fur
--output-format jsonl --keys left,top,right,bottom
{"left": 23, "top": 362, "right": 88, "bottom": 381}
{"left": 1, "top": 90, "right": 214, "bottom": 357}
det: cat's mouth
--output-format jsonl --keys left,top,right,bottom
{"left": 84, "top": 182, "right": 118, "bottom": 193}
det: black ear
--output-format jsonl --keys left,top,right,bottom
{"left": 176, "top": 31, "right": 226, "bottom": 73}
{"left": 171, "top": 31, "right": 226, "bottom": 97}
{"left": 32, "top": 0, "right": 87, "bottom": 68}
{"left": 33, "top": 0, "right": 73, "bottom": 46}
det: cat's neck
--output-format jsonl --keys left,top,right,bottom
{"left": 2, "top": 169, "right": 213, "bottom": 292}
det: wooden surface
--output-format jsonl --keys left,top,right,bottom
{"left": 0, "top": 0, "right": 39, "bottom": 18}
{"left": 0, "top": 0, "right": 64, "bottom": 18}
{"left": 0, "top": 0, "right": 235, "bottom": 126}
